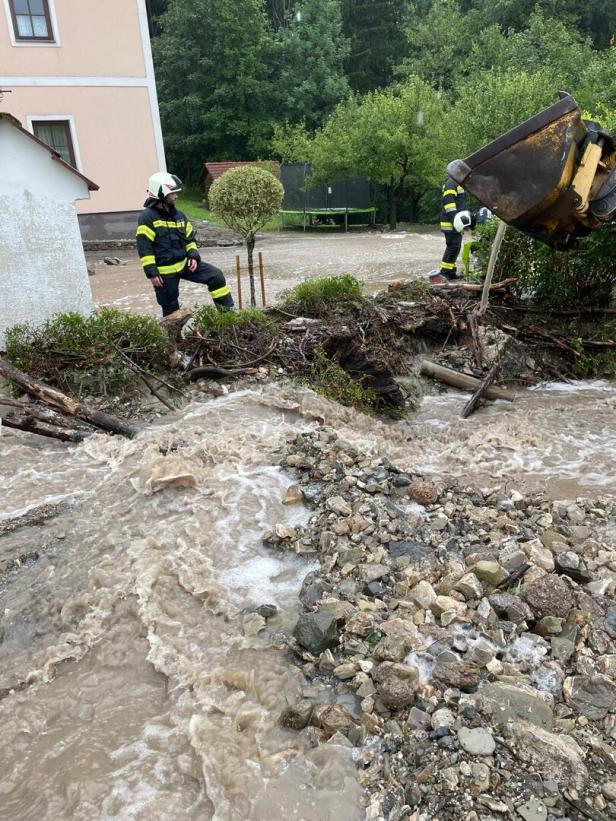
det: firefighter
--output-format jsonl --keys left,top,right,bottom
{"left": 136, "top": 172, "right": 234, "bottom": 316}
{"left": 438, "top": 177, "right": 474, "bottom": 280}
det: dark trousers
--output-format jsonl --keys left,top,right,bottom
{"left": 440, "top": 231, "right": 462, "bottom": 279}
{"left": 154, "top": 261, "right": 234, "bottom": 316}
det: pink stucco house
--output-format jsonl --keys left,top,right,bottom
{"left": 0, "top": 0, "right": 165, "bottom": 239}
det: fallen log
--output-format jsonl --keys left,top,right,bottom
{"left": 0, "top": 358, "right": 137, "bottom": 438}
{"left": 2, "top": 411, "right": 91, "bottom": 442}
{"left": 430, "top": 277, "right": 517, "bottom": 293}
{"left": 461, "top": 362, "right": 500, "bottom": 418}
{"left": 420, "top": 361, "right": 514, "bottom": 401}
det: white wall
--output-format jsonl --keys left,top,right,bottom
{"left": 0, "top": 120, "right": 93, "bottom": 348}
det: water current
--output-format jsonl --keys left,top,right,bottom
{"left": 0, "top": 379, "right": 614, "bottom": 819}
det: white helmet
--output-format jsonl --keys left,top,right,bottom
{"left": 453, "top": 210, "right": 472, "bottom": 233}
{"left": 147, "top": 171, "right": 182, "bottom": 201}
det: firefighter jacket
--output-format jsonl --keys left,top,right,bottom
{"left": 440, "top": 178, "right": 469, "bottom": 232}
{"left": 136, "top": 198, "right": 200, "bottom": 278}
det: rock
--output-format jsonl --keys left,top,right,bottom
{"left": 345, "top": 611, "right": 375, "bottom": 637}
{"left": 280, "top": 699, "right": 314, "bottom": 730}
{"left": 387, "top": 540, "right": 429, "bottom": 562}
{"left": 431, "top": 596, "right": 467, "bottom": 618}
{"left": 326, "top": 496, "right": 352, "bottom": 516}
{"left": 434, "top": 661, "right": 481, "bottom": 691}
{"left": 516, "top": 798, "right": 548, "bottom": 821}
{"left": 254, "top": 603, "right": 278, "bottom": 619}
{"left": 293, "top": 610, "right": 338, "bottom": 654}
{"left": 410, "top": 580, "right": 437, "bottom": 610}
{"left": 540, "top": 529, "right": 569, "bottom": 550}
{"left": 407, "top": 706, "right": 431, "bottom": 731}
{"left": 554, "top": 553, "right": 592, "bottom": 584}
{"left": 299, "top": 573, "right": 325, "bottom": 608}
{"left": 359, "top": 564, "right": 390, "bottom": 583}
{"left": 550, "top": 637, "right": 575, "bottom": 664}
{"left": 563, "top": 674, "right": 616, "bottom": 720}
{"left": 522, "top": 574, "right": 575, "bottom": 619}
{"left": 242, "top": 612, "right": 266, "bottom": 636}
{"left": 478, "top": 796, "right": 508, "bottom": 813}
{"left": 522, "top": 538, "right": 555, "bottom": 572}
{"left": 283, "top": 484, "right": 304, "bottom": 505}
{"left": 333, "top": 662, "right": 357, "bottom": 680}
{"left": 431, "top": 707, "right": 456, "bottom": 730}
{"left": 473, "top": 560, "right": 507, "bottom": 587}
{"left": 590, "top": 738, "right": 616, "bottom": 772}
{"left": 455, "top": 572, "right": 483, "bottom": 600}
{"left": 376, "top": 662, "right": 419, "bottom": 710}
{"left": 441, "top": 766, "right": 459, "bottom": 790}
{"left": 479, "top": 682, "right": 553, "bottom": 730}
{"left": 374, "top": 634, "right": 413, "bottom": 662}
{"left": 458, "top": 727, "right": 496, "bottom": 756}
{"left": 534, "top": 616, "right": 564, "bottom": 636}
{"left": 602, "top": 781, "right": 616, "bottom": 801}
{"left": 488, "top": 592, "right": 534, "bottom": 624}
{"left": 407, "top": 480, "right": 438, "bottom": 506}
{"left": 314, "top": 703, "right": 355, "bottom": 735}
{"left": 507, "top": 720, "right": 588, "bottom": 791}
{"left": 469, "top": 762, "right": 491, "bottom": 795}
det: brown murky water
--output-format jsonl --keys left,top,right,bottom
{"left": 1, "top": 379, "right": 615, "bottom": 819}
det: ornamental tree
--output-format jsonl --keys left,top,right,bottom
{"left": 209, "top": 167, "right": 284, "bottom": 306}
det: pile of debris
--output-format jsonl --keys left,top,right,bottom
{"left": 266, "top": 428, "right": 616, "bottom": 821}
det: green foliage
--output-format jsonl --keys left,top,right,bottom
{"left": 272, "top": 0, "right": 350, "bottom": 130}
{"left": 279, "top": 77, "right": 447, "bottom": 227}
{"left": 341, "top": 0, "right": 412, "bottom": 92}
{"left": 208, "top": 167, "right": 284, "bottom": 242}
{"left": 475, "top": 221, "right": 616, "bottom": 308}
{"left": 4, "top": 309, "right": 169, "bottom": 400}
{"left": 302, "top": 347, "right": 378, "bottom": 410}
{"left": 193, "top": 305, "right": 275, "bottom": 333}
{"left": 154, "top": 0, "right": 274, "bottom": 179}
{"left": 284, "top": 274, "right": 363, "bottom": 315}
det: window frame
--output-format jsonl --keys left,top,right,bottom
{"left": 5, "top": 0, "right": 56, "bottom": 44}
{"left": 30, "top": 116, "right": 80, "bottom": 170}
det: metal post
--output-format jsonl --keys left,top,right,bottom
{"left": 258, "top": 252, "right": 266, "bottom": 307}
{"left": 344, "top": 209, "right": 348, "bottom": 233}
{"left": 235, "top": 255, "right": 242, "bottom": 310}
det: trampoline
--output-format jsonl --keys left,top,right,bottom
{"left": 279, "top": 206, "right": 376, "bottom": 231}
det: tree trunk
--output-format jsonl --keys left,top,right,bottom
{"left": 420, "top": 361, "right": 514, "bottom": 401}
{"left": 387, "top": 187, "right": 398, "bottom": 230}
{"left": 246, "top": 236, "right": 257, "bottom": 308}
{"left": 2, "top": 411, "right": 91, "bottom": 442}
{"left": 0, "top": 358, "right": 137, "bottom": 437}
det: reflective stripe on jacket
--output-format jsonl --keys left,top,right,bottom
{"left": 136, "top": 198, "right": 200, "bottom": 278}
{"left": 440, "top": 178, "right": 468, "bottom": 232}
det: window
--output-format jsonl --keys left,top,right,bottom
{"left": 8, "top": 0, "right": 54, "bottom": 41}
{"left": 32, "top": 120, "right": 76, "bottom": 167}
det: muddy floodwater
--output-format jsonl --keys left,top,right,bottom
{"left": 1, "top": 379, "right": 615, "bottom": 819}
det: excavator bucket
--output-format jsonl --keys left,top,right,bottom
{"left": 447, "top": 93, "right": 616, "bottom": 250}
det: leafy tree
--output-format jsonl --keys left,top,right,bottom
{"left": 279, "top": 78, "right": 447, "bottom": 227}
{"left": 154, "top": 0, "right": 274, "bottom": 180}
{"left": 341, "top": 0, "right": 412, "bottom": 92}
{"left": 273, "top": 0, "right": 350, "bottom": 129}
{"left": 209, "top": 167, "right": 284, "bottom": 306}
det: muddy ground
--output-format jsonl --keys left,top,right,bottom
{"left": 88, "top": 226, "right": 443, "bottom": 314}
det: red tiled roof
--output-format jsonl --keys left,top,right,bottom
{"left": 204, "top": 161, "right": 280, "bottom": 181}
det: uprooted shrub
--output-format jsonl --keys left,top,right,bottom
{"left": 299, "top": 347, "right": 378, "bottom": 412}
{"left": 4, "top": 308, "right": 169, "bottom": 400}
{"left": 283, "top": 275, "right": 363, "bottom": 317}
{"left": 475, "top": 220, "right": 616, "bottom": 308}
{"left": 190, "top": 306, "right": 277, "bottom": 363}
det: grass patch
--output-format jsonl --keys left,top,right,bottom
{"left": 284, "top": 275, "right": 364, "bottom": 317}
{"left": 300, "top": 348, "right": 378, "bottom": 411}
{"left": 4, "top": 308, "right": 169, "bottom": 401}
{"left": 193, "top": 306, "right": 275, "bottom": 334}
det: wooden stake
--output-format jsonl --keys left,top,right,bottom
{"left": 235, "top": 255, "right": 242, "bottom": 310}
{"left": 461, "top": 361, "right": 500, "bottom": 418}
{"left": 258, "top": 251, "right": 266, "bottom": 307}
{"left": 478, "top": 220, "right": 507, "bottom": 316}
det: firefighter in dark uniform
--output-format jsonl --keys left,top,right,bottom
{"left": 438, "top": 177, "right": 474, "bottom": 280}
{"left": 136, "top": 172, "right": 234, "bottom": 316}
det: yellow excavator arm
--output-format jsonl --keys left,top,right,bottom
{"left": 447, "top": 92, "right": 616, "bottom": 250}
